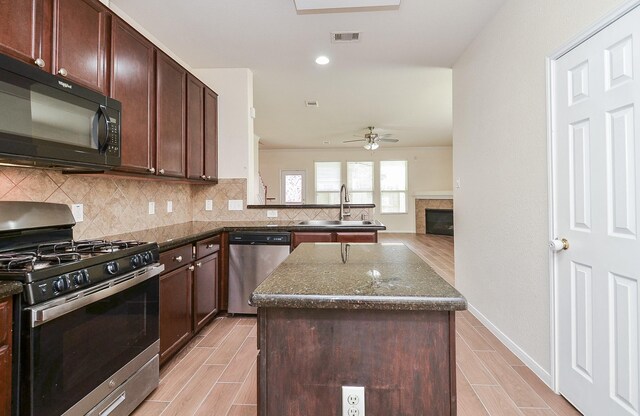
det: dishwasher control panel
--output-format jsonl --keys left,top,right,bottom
{"left": 228, "top": 232, "right": 291, "bottom": 245}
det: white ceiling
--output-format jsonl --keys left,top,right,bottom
{"left": 110, "top": 0, "right": 506, "bottom": 149}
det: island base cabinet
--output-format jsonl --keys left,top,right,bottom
{"left": 257, "top": 307, "right": 456, "bottom": 416}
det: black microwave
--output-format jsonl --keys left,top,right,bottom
{"left": 0, "top": 53, "right": 121, "bottom": 171}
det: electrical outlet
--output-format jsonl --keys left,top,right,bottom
{"left": 267, "top": 210, "right": 278, "bottom": 218}
{"left": 71, "top": 204, "right": 83, "bottom": 222}
{"left": 228, "top": 200, "right": 243, "bottom": 211}
{"left": 456, "top": 178, "right": 461, "bottom": 189}
{"left": 167, "top": 200, "right": 173, "bottom": 213}
{"left": 205, "top": 200, "right": 213, "bottom": 211}
{"left": 342, "top": 386, "right": 364, "bottom": 416}
{"left": 148, "top": 201, "right": 155, "bottom": 215}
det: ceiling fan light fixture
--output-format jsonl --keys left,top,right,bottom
{"left": 364, "top": 142, "right": 379, "bottom": 150}
{"left": 315, "top": 56, "right": 330, "bottom": 65}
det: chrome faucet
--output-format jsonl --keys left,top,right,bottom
{"left": 340, "top": 184, "right": 350, "bottom": 220}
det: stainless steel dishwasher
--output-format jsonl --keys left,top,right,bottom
{"left": 228, "top": 231, "right": 291, "bottom": 314}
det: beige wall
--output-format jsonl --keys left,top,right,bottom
{"left": 259, "top": 147, "right": 453, "bottom": 232}
{"left": 453, "top": 0, "right": 625, "bottom": 383}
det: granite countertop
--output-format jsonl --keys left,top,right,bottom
{"left": 250, "top": 243, "right": 466, "bottom": 311}
{"left": 0, "top": 281, "right": 23, "bottom": 298}
{"left": 105, "top": 220, "right": 385, "bottom": 251}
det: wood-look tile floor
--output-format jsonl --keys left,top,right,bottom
{"left": 133, "top": 233, "right": 582, "bottom": 416}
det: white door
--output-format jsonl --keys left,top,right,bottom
{"left": 281, "top": 170, "right": 305, "bottom": 204}
{"left": 553, "top": 6, "right": 640, "bottom": 415}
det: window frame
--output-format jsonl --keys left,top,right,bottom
{"left": 379, "top": 160, "right": 408, "bottom": 214}
{"left": 314, "top": 161, "right": 342, "bottom": 204}
{"left": 346, "top": 161, "right": 374, "bottom": 204}
{"left": 280, "top": 170, "right": 306, "bottom": 205}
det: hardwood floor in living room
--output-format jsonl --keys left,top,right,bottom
{"left": 132, "top": 233, "right": 581, "bottom": 416}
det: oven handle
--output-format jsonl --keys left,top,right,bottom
{"left": 29, "top": 264, "right": 165, "bottom": 327}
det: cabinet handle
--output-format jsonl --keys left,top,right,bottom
{"left": 148, "top": 167, "right": 156, "bottom": 173}
{"left": 206, "top": 244, "right": 214, "bottom": 249}
{"left": 159, "top": 169, "right": 165, "bottom": 175}
{"left": 196, "top": 262, "right": 202, "bottom": 268}
{"left": 173, "top": 255, "right": 183, "bottom": 263}
{"left": 188, "top": 265, "right": 195, "bottom": 271}
{"left": 207, "top": 176, "right": 212, "bottom": 180}
{"left": 200, "top": 175, "right": 206, "bottom": 180}
{"left": 57, "top": 68, "right": 68, "bottom": 77}
{"left": 34, "top": 58, "right": 45, "bottom": 68}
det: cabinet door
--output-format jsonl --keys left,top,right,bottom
{"left": 193, "top": 252, "right": 218, "bottom": 332}
{"left": 291, "top": 231, "right": 334, "bottom": 249}
{"left": 156, "top": 51, "right": 186, "bottom": 178}
{"left": 204, "top": 88, "right": 218, "bottom": 181}
{"left": 335, "top": 232, "right": 377, "bottom": 243}
{"left": 186, "top": 74, "right": 204, "bottom": 180}
{"left": 0, "top": 0, "right": 51, "bottom": 71}
{"left": 110, "top": 17, "right": 155, "bottom": 174}
{"left": 53, "top": 0, "right": 110, "bottom": 93}
{"left": 160, "top": 266, "right": 192, "bottom": 362}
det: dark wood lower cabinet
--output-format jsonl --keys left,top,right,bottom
{"left": 257, "top": 307, "right": 456, "bottom": 416}
{"left": 159, "top": 266, "right": 192, "bottom": 363}
{"left": 291, "top": 231, "right": 377, "bottom": 249}
{"left": 0, "top": 297, "right": 13, "bottom": 416}
{"left": 193, "top": 252, "right": 218, "bottom": 332}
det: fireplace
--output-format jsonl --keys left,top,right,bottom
{"left": 426, "top": 209, "right": 454, "bottom": 236}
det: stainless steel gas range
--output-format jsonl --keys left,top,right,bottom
{"left": 0, "top": 201, "right": 163, "bottom": 416}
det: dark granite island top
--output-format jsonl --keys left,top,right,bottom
{"left": 250, "top": 242, "right": 466, "bottom": 311}
{"left": 252, "top": 242, "right": 466, "bottom": 416}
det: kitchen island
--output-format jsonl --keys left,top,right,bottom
{"left": 250, "top": 242, "right": 466, "bottom": 416}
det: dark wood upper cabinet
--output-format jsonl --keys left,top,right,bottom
{"left": 0, "top": 0, "right": 51, "bottom": 71}
{"left": 204, "top": 88, "right": 218, "bottom": 181}
{"left": 186, "top": 74, "right": 205, "bottom": 180}
{"left": 155, "top": 50, "right": 186, "bottom": 178}
{"left": 110, "top": 17, "right": 155, "bottom": 174}
{"left": 53, "top": 0, "right": 110, "bottom": 94}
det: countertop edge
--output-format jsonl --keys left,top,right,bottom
{"left": 249, "top": 293, "right": 467, "bottom": 311}
{"left": 0, "top": 281, "right": 23, "bottom": 298}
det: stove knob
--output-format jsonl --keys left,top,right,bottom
{"left": 73, "top": 271, "right": 89, "bottom": 286}
{"left": 131, "top": 255, "right": 141, "bottom": 268}
{"left": 142, "top": 252, "right": 152, "bottom": 264}
{"left": 53, "top": 276, "right": 69, "bottom": 293}
{"left": 106, "top": 261, "right": 119, "bottom": 275}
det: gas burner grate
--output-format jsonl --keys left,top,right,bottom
{"left": 0, "top": 253, "right": 37, "bottom": 271}
{"left": 40, "top": 253, "right": 83, "bottom": 264}
{"left": 37, "top": 241, "right": 75, "bottom": 255}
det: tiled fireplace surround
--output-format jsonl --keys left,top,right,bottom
{"left": 415, "top": 198, "right": 454, "bottom": 234}
{"left": 0, "top": 167, "right": 372, "bottom": 239}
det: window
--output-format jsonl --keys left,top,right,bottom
{"left": 347, "top": 161, "right": 373, "bottom": 204}
{"left": 315, "top": 162, "right": 341, "bottom": 204}
{"left": 281, "top": 170, "right": 305, "bottom": 204}
{"left": 380, "top": 160, "right": 408, "bottom": 213}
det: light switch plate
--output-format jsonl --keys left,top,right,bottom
{"left": 228, "top": 200, "right": 243, "bottom": 211}
{"left": 267, "top": 210, "right": 278, "bottom": 218}
{"left": 71, "top": 204, "right": 83, "bottom": 222}
{"left": 148, "top": 201, "right": 155, "bottom": 215}
{"left": 205, "top": 200, "right": 213, "bottom": 211}
{"left": 167, "top": 200, "right": 173, "bottom": 213}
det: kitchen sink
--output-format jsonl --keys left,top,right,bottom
{"left": 297, "top": 220, "right": 376, "bottom": 227}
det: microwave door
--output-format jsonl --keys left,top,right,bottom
{"left": 92, "top": 106, "right": 111, "bottom": 154}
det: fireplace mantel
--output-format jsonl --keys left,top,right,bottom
{"left": 414, "top": 191, "right": 453, "bottom": 200}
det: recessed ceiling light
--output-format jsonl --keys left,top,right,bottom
{"left": 315, "top": 56, "right": 330, "bottom": 65}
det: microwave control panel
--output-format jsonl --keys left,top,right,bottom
{"left": 107, "top": 117, "right": 120, "bottom": 156}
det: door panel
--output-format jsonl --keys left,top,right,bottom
{"left": 194, "top": 253, "right": 218, "bottom": 331}
{"left": 186, "top": 75, "right": 204, "bottom": 180}
{"left": 53, "top": 0, "right": 109, "bottom": 93}
{"left": 111, "top": 17, "right": 155, "bottom": 174}
{"left": 0, "top": 0, "right": 51, "bottom": 70}
{"left": 156, "top": 51, "right": 186, "bottom": 178}
{"left": 204, "top": 88, "right": 218, "bottom": 181}
{"left": 553, "top": 5, "right": 640, "bottom": 415}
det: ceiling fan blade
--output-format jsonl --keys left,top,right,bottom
{"left": 377, "top": 138, "right": 399, "bottom": 143}
{"left": 378, "top": 133, "right": 393, "bottom": 138}
{"left": 343, "top": 139, "right": 366, "bottom": 143}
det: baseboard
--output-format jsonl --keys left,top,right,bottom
{"left": 466, "top": 303, "right": 554, "bottom": 388}
{"left": 378, "top": 229, "right": 416, "bottom": 233}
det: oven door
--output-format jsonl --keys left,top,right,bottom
{"left": 21, "top": 265, "right": 162, "bottom": 416}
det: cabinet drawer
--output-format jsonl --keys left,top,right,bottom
{"left": 196, "top": 235, "right": 220, "bottom": 259}
{"left": 335, "top": 232, "right": 377, "bottom": 243}
{"left": 291, "top": 232, "right": 334, "bottom": 249}
{"left": 159, "top": 245, "right": 193, "bottom": 274}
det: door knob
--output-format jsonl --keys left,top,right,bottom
{"left": 34, "top": 58, "right": 45, "bottom": 68}
{"left": 148, "top": 167, "right": 156, "bottom": 173}
{"left": 159, "top": 169, "right": 165, "bottom": 175}
{"left": 549, "top": 238, "right": 569, "bottom": 252}
{"left": 57, "top": 68, "right": 68, "bottom": 77}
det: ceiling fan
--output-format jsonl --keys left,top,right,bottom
{"left": 343, "top": 127, "right": 399, "bottom": 150}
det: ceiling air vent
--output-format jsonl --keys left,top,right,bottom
{"left": 331, "top": 32, "right": 361, "bottom": 43}
{"left": 305, "top": 100, "right": 319, "bottom": 107}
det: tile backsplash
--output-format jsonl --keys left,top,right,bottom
{"left": 0, "top": 168, "right": 371, "bottom": 239}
